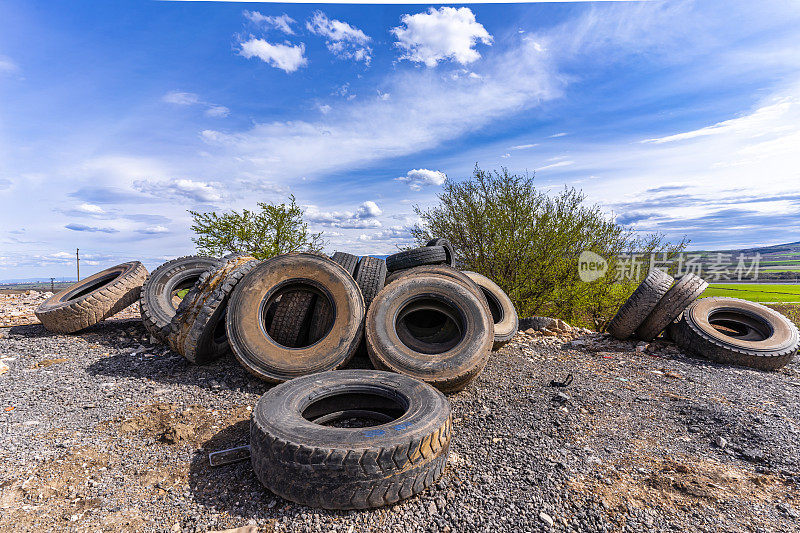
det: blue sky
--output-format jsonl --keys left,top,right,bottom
{"left": 1, "top": 1, "right": 799, "bottom": 280}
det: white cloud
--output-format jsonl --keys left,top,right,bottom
{"left": 244, "top": 11, "right": 295, "bottom": 35}
{"left": 239, "top": 39, "right": 307, "bottom": 73}
{"left": 511, "top": 143, "right": 538, "bottom": 150}
{"left": 0, "top": 54, "right": 19, "bottom": 74}
{"left": 640, "top": 101, "right": 793, "bottom": 144}
{"left": 305, "top": 201, "right": 383, "bottom": 229}
{"left": 77, "top": 203, "right": 105, "bottom": 214}
{"left": 377, "top": 90, "right": 390, "bottom": 101}
{"left": 133, "top": 178, "right": 223, "bottom": 204}
{"left": 392, "top": 7, "right": 493, "bottom": 67}
{"left": 162, "top": 91, "right": 201, "bottom": 106}
{"left": 357, "top": 201, "right": 382, "bottom": 218}
{"left": 316, "top": 103, "right": 332, "bottom": 114}
{"left": 550, "top": 132, "right": 568, "bottom": 138}
{"left": 306, "top": 11, "right": 372, "bottom": 64}
{"left": 138, "top": 225, "right": 169, "bottom": 234}
{"left": 204, "top": 105, "right": 230, "bottom": 118}
{"left": 538, "top": 160, "right": 574, "bottom": 170}
{"left": 395, "top": 169, "right": 447, "bottom": 191}
{"left": 163, "top": 91, "right": 229, "bottom": 118}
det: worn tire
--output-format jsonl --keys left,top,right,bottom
{"left": 227, "top": 253, "right": 365, "bottom": 382}
{"left": 366, "top": 273, "right": 493, "bottom": 393}
{"left": 385, "top": 247, "right": 448, "bottom": 273}
{"left": 426, "top": 238, "right": 456, "bottom": 267}
{"left": 140, "top": 256, "right": 222, "bottom": 342}
{"left": 635, "top": 273, "right": 708, "bottom": 341}
{"left": 35, "top": 262, "right": 148, "bottom": 334}
{"left": 330, "top": 252, "right": 359, "bottom": 276}
{"left": 167, "top": 255, "right": 257, "bottom": 363}
{"left": 462, "top": 271, "right": 518, "bottom": 351}
{"left": 250, "top": 369, "right": 451, "bottom": 510}
{"left": 606, "top": 269, "right": 674, "bottom": 340}
{"left": 269, "top": 291, "right": 316, "bottom": 347}
{"left": 354, "top": 256, "right": 388, "bottom": 310}
{"left": 671, "top": 297, "right": 799, "bottom": 370}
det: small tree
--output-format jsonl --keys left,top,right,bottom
{"left": 189, "top": 195, "right": 325, "bottom": 259}
{"left": 411, "top": 166, "right": 688, "bottom": 327}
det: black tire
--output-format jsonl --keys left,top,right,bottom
{"left": 250, "top": 369, "right": 451, "bottom": 510}
{"left": 385, "top": 247, "right": 448, "bottom": 273}
{"left": 462, "top": 271, "right": 518, "bottom": 350}
{"left": 140, "top": 256, "right": 223, "bottom": 342}
{"left": 426, "top": 238, "right": 456, "bottom": 267}
{"left": 268, "top": 291, "right": 316, "bottom": 347}
{"left": 35, "top": 262, "right": 148, "bottom": 334}
{"left": 354, "top": 256, "right": 388, "bottom": 310}
{"left": 635, "top": 273, "right": 708, "bottom": 341}
{"left": 167, "top": 255, "right": 257, "bottom": 364}
{"left": 606, "top": 269, "right": 674, "bottom": 340}
{"left": 330, "top": 252, "right": 359, "bottom": 276}
{"left": 671, "top": 297, "right": 799, "bottom": 370}
{"left": 366, "top": 273, "right": 493, "bottom": 392}
{"left": 226, "top": 253, "right": 365, "bottom": 382}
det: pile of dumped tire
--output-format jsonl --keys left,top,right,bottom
{"left": 33, "top": 239, "right": 519, "bottom": 510}
{"left": 607, "top": 270, "right": 800, "bottom": 370}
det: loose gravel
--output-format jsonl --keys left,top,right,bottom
{"left": 2, "top": 308, "right": 800, "bottom": 532}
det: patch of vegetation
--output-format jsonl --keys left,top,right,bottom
{"left": 411, "top": 166, "right": 687, "bottom": 328}
{"left": 189, "top": 195, "right": 325, "bottom": 260}
{"left": 703, "top": 284, "right": 800, "bottom": 303}
{"left": 765, "top": 304, "right": 800, "bottom": 329}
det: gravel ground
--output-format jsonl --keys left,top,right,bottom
{"left": 2, "top": 308, "right": 800, "bottom": 532}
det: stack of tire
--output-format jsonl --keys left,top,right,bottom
{"left": 607, "top": 270, "right": 799, "bottom": 370}
{"left": 33, "top": 239, "right": 517, "bottom": 510}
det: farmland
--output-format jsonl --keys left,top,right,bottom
{"left": 702, "top": 283, "right": 800, "bottom": 303}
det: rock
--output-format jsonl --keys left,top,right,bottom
{"left": 524, "top": 328, "right": 537, "bottom": 335}
{"left": 0, "top": 360, "right": 8, "bottom": 375}
{"left": 208, "top": 528, "right": 258, "bottom": 533}
{"left": 556, "top": 319, "right": 572, "bottom": 332}
{"left": 428, "top": 500, "right": 438, "bottom": 515}
{"left": 635, "top": 342, "right": 649, "bottom": 353}
{"left": 541, "top": 329, "right": 558, "bottom": 337}
{"left": 714, "top": 436, "right": 728, "bottom": 449}
{"left": 539, "top": 512, "right": 554, "bottom": 527}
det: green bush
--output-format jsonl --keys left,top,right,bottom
{"left": 411, "top": 166, "right": 687, "bottom": 328}
{"left": 189, "top": 195, "right": 325, "bottom": 260}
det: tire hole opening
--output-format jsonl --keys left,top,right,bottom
{"left": 396, "top": 298, "right": 464, "bottom": 354}
{"left": 480, "top": 287, "right": 504, "bottom": 324}
{"left": 64, "top": 271, "right": 121, "bottom": 301}
{"left": 262, "top": 282, "right": 335, "bottom": 349}
{"left": 302, "top": 392, "right": 408, "bottom": 428}
{"left": 708, "top": 310, "right": 772, "bottom": 342}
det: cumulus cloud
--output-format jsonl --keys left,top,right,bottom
{"left": 358, "top": 225, "right": 412, "bottom": 242}
{"left": 65, "top": 223, "right": 118, "bottom": 233}
{"left": 392, "top": 7, "right": 493, "bottom": 67}
{"left": 244, "top": 11, "right": 295, "bottom": 34}
{"left": 133, "top": 178, "right": 224, "bottom": 204}
{"left": 239, "top": 39, "right": 307, "bottom": 73}
{"left": 307, "top": 11, "right": 372, "bottom": 64}
{"left": 395, "top": 169, "right": 447, "bottom": 190}
{"left": 163, "top": 91, "right": 229, "bottom": 118}
{"left": 77, "top": 203, "right": 105, "bottom": 214}
{"left": 306, "top": 201, "right": 383, "bottom": 229}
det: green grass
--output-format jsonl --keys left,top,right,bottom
{"left": 761, "top": 259, "right": 800, "bottom": 265}
{"left": 176, "top": 288, "right": 190, "bottom": 299}
{"left": 702, "top": 283, "right": 800, "bottom": 303}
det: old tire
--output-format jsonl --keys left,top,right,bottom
{"left": 366, "top": 273, "right": 493, "bottom": 393}
{"left": 167, "top": 255, "right": 257, "bottom": 364}
{"left": 426, "top": 238, "right": 456, "bottom": 267}
{"left": 227, "top": 253, "right": 365, "bottom": 382}
{"left": 354, "top": 256, "right": 388, "bottom": 310}
{"left": 671, "top": 297, "right": 799, "bottom": 370}
{"left": 330, "top": 252, "right": 359, "bottom": 276}
{"left": 462, "top": 271, "right": 518, "bottom": 350}
{"left": 606, "top": 269, "right": 674, "bottom": 340}
{"left": 35, "top": 261, "right": 148, "bottom": 334}
{"left": 635, "top": 273, "right": 708, "bottom": 341}
{"left": 250, "top": 369, "right": 451, "bottom": 510}
{"left": 385, "top": 247, "right": 448, "bottom": 273}
{"left": 140, "top": 256, "right": 222, "bottom": 342}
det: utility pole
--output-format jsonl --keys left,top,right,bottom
{"left": 50, "top": 277, "right": 55, "bottom": 292}
{"left": 76, "top": 248, "right": 80, "bottom": 281}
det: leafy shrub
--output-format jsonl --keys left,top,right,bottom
{"left": 189, "top": 195, "right": 325, "bottom": 259}
{"left": 411, "top": 166, "right": 687, "bottom": 328}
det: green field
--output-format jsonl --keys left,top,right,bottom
{"left": 702, "top": 283, "right": 800, "bottom": 303}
